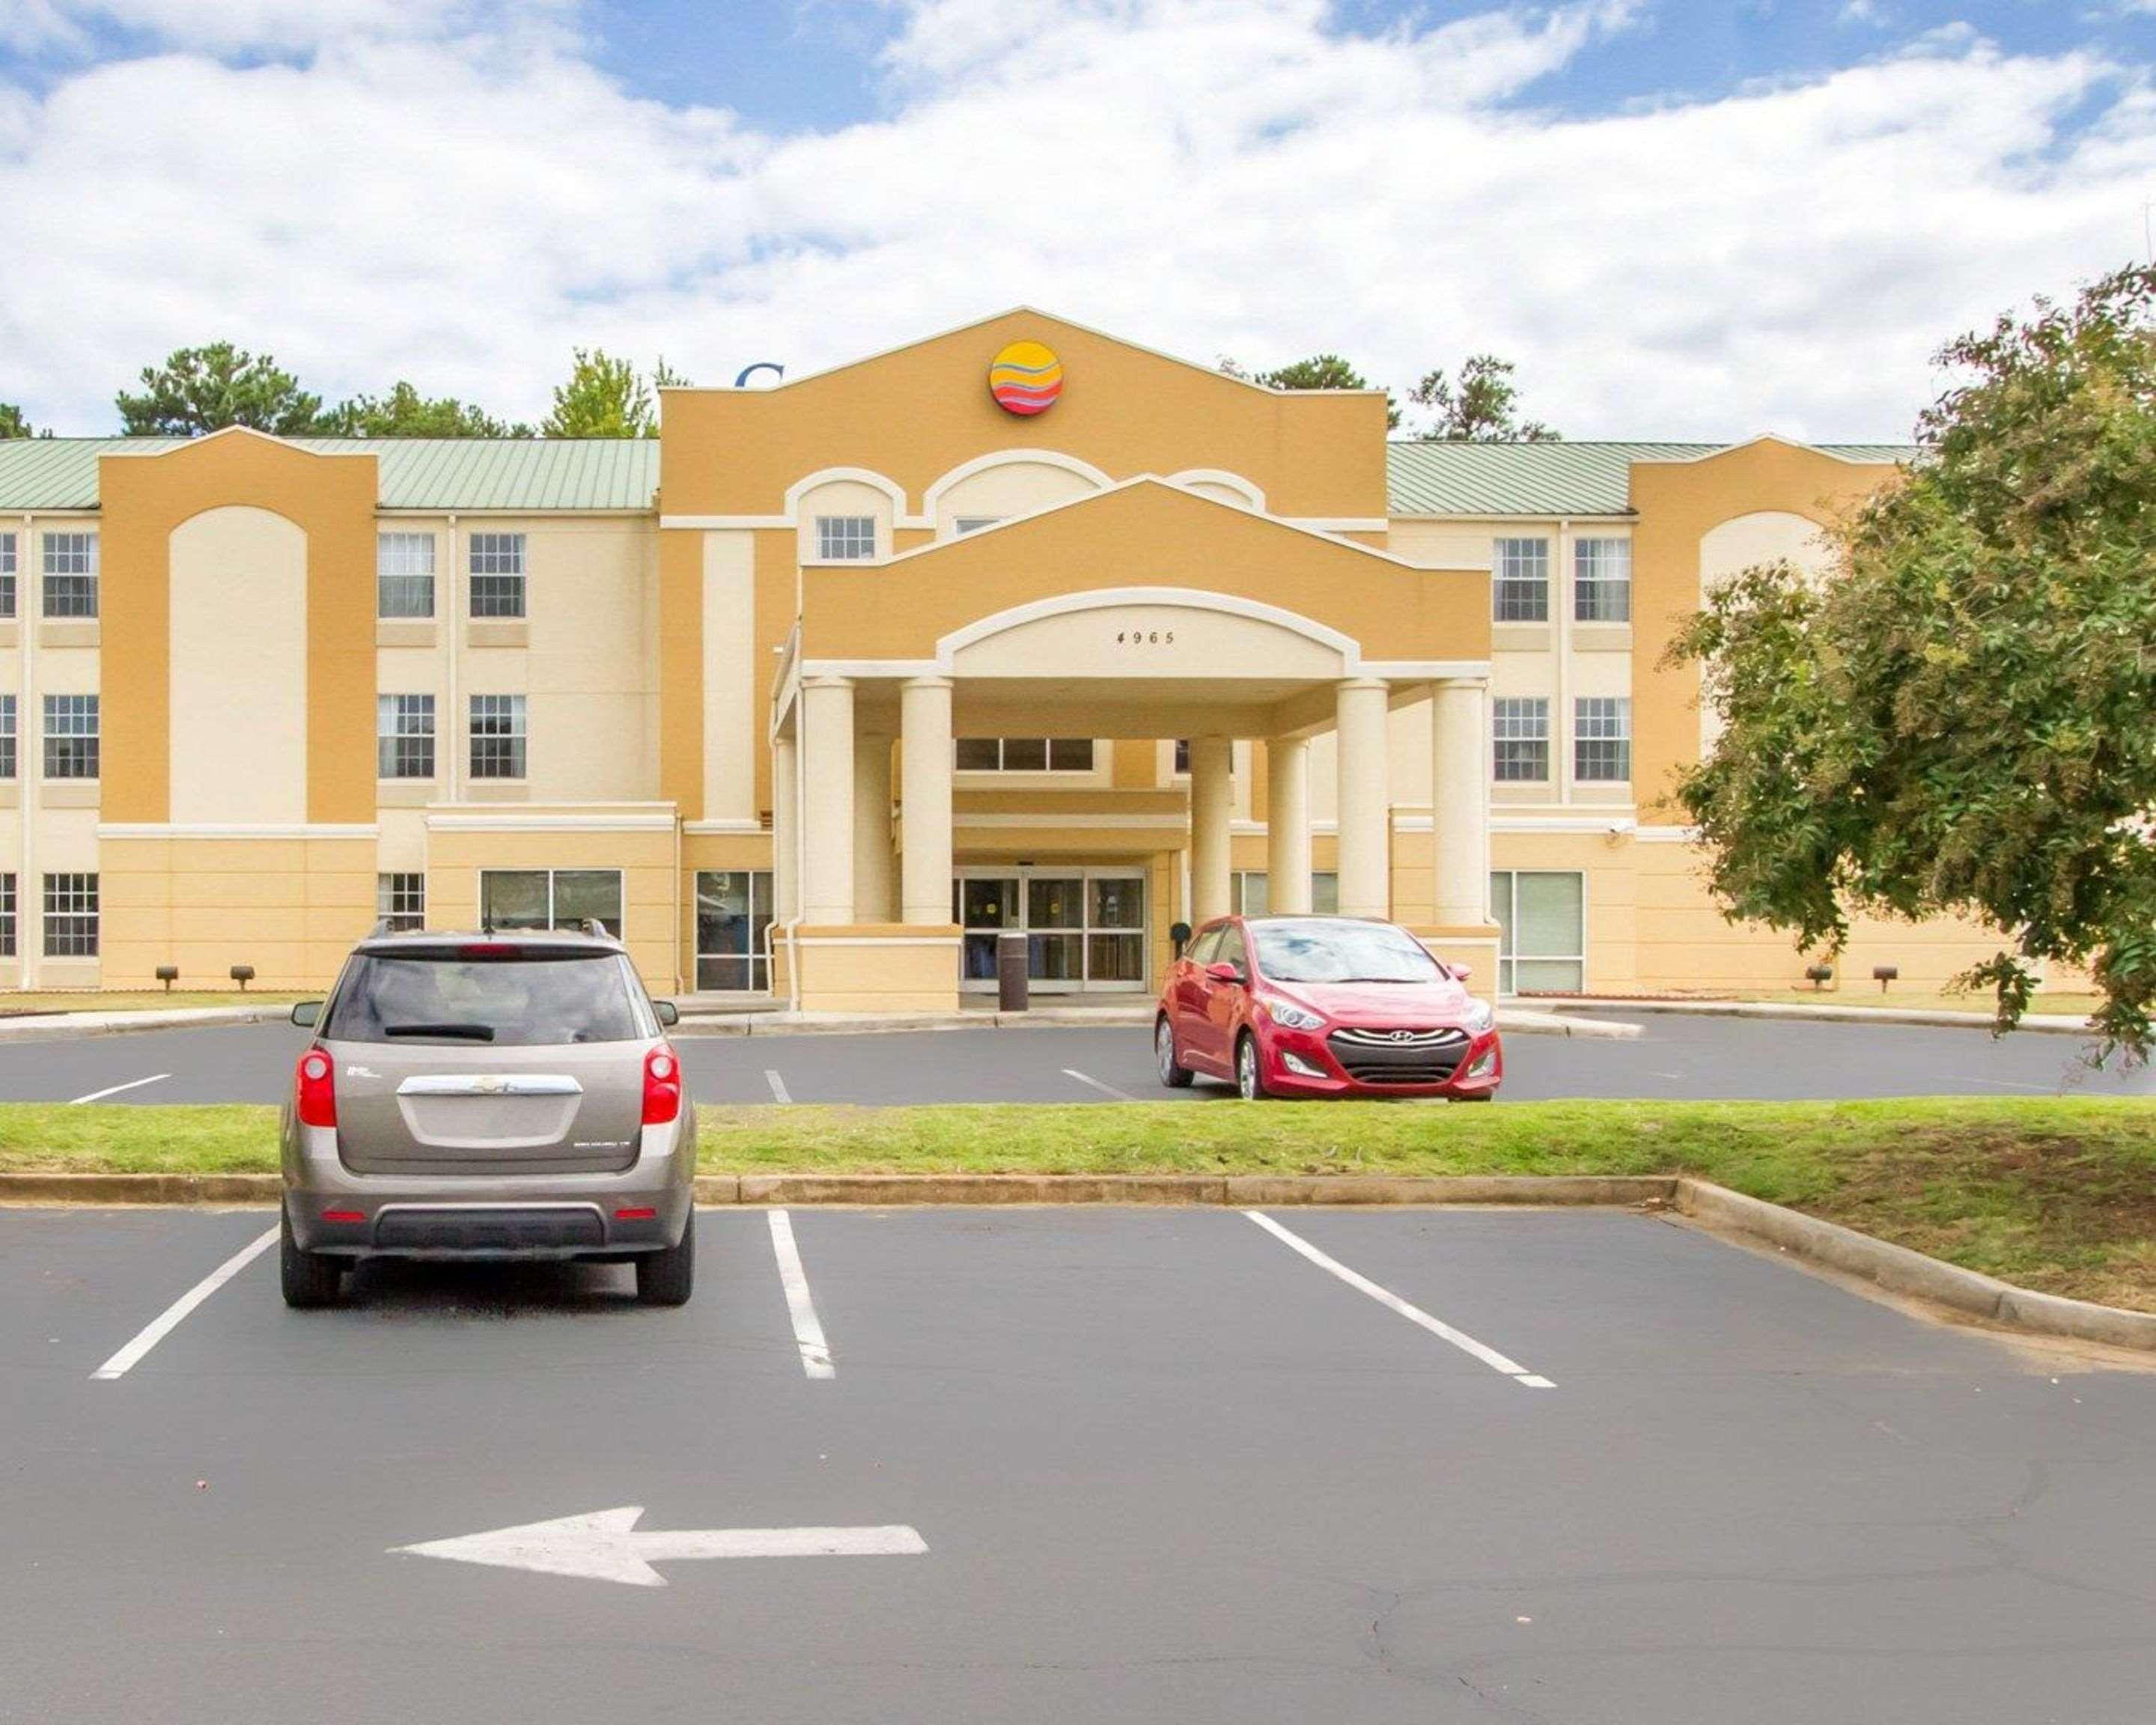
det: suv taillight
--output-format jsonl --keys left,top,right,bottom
{"left": 295, "top": 1047, "right": 337, "bottom": 1128}
{"left": 642, "top": 1044, "right": 681, "bottom": 1125}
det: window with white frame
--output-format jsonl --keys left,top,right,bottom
{"left": 0, "top": 531, "right": 15, "bottom": 619}
{"left": 42, "top": 693, "right": 97, "bottom": 779}
{"left": 1231, "top": 871, "right": 1341, "bottom": 916}
{"left": 1490, "top": 870, "right": 1585, "bottom": 994}
{"left": 0, "top": 695, "right": 14, "bottom": 780}
{"left": 376, "top": 694, "right": 436, "bottom": 779}
{"left": 955, "top": 737, "right": 1094, "bottom": 772}
{"left": 469, "top": 532, "right": 526, "bottom": 618}
{"left": 480, "top": 868, "right": 621, "bottom": 937}
{"left": 1492, "top": 536, "right": 1550, "bottom": 623}
{"left": 469, "top": 693, "right": 527, "bottom": 779}
{"left": 1574, "top": 538, "right": 1632, "bottom": 623}
{"left": 43, "top": 871, "right": 97, "bottom": 957}
{"left": 377, "top": 872, "right": 425, "bottom": 932}
{"left": 41, "top": 531, "right": 98, "bottom": 618}
{"left": 1492, "top": 696, "right": 1550, "bottom": 782}
{"left": 814, "top": 515, "right": 877, "bottom": 561}
{"left": 1574, "top": 696, "right": 1632, "bottom": 782}
{"left": 953, "top": 516, "right": 1002, "bottom": 535}
{"left": 695, "top": 870, "right": 775, "bottom": 992}
{"left": 0, "top": 874, "right": 13, "bottom": 958}
{"left": 377, "top": 532, "right": 436, "bottom": 618}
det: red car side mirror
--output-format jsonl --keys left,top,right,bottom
{"left": 1205, "top": 961, "right": 1244, "bottom": 985}
{"left": 1452, "top": 963, "right": 1473, "bottom": 983}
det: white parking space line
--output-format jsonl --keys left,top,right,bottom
{"left": 1062, "top": 1067, "right": 1135, "bottom": 1102}
{"left": 68, "top": 1073, "right": 171, "bottom": 1105}
{"left": 90, "top": 1225, "right": 279, "bottom": 1381}
{"left": 1243, "top": 1211, "right": 1555, "bottom": 1390}
{"left": 767, "top": 1209, "right": 834, "bottom": 1379}
{"left": 764, "top": 1068, "right": 793, "bottom": 1104}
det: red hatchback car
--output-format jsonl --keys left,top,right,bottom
{"left": 1156, "top": 914, "right": 1502, "bottom": 1101}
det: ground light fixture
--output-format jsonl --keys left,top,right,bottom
{"left": 229, "top": 964, "right": 255, "bottom": 991}
{"left": 154, "top": 965, "right": 179, "bottom": 993}
{"left": 1804, "top": 963, "right": 1834, "bottom": 989}
{"left": 1873, "top": 964, "right": 1900, "bottom": 994}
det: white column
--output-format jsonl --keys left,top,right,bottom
{"left": 900, "top": 676, "right": 954, "bottom": 926}
{"left": 1188, "top": 734, "right": 1233, "bottom": 924}
{"left": 799, "top": 676, "right": 855, "bottom": 925}
{"left": 771, "top": 728, "right": 798, "bottom": 922}
{"left": 1266, "top": 736, "right": 1312, "bottom": 914}
{"left": 1334, "top": 678, "right": 1391, "bottom": 919}
{"left": 853, "top": 730, "right": 895, "bottom": 922}
{"left": 1431, "top": 679, "right": 1490, "bottom": 925}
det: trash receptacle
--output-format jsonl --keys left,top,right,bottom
{"left": 996, "top": 931, "right": 1030, "bottom": 1012}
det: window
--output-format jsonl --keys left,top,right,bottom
{"left": 955, "top": 737, "right": 1094, "bottom": 772}
{"left": 376, "top": 694, "right": 436, "bottom": 779}
{"left": 0, "top": 874, "right": 13, "bottom": 958}
{"left": 0, "top": 695, "right": 14, "bottom": 780}
{"left": 377, "top": 532, "right": 436, "bottom": 618}
{"left": 0, "top": 531, "right": 15, "bottom": 618}
{"left": 469, "top": 693, "right": 526, "bottom": 779}
{"left": 479, "top": 868, "right": 621, "bottom": 937}
{"left": 321, "top": 950, "right": 646, "bottom": 1047}
{"left": 954, "top": 516, "right": 1002, "bottom": 535}
{"left": 377, "top": 872, "right": 426, "bottom": 932}
{"left": 1232, "top": 871, "right": 1340, "bottom": 916}
{"left": 1574, "top": 697, "right": 1632, "bottom": 782}
{"left": 1493, "top": 536, "right": 1549, "bottom": 623}
{"left": 42, "top": 531, "right": 98, "bottom": 618}
{"left": 1490, "top": 870, "right": 1586, "bottom": 994}
{"left": 469, "top": 532, "right": 526, "bottom": 618}
{"left": 1574, "top": 538, "right": 1632, "bottom": 623}
{"left": 696, "top": 870, "right": 775, "bottom": 992}
{"left": 43, "top": 872, "right": 97, "bottom": 957}
{"left": 814, "top": 515, "right": 877, "bottom": 560}
{"left": 42, "top": 694, "right": 98, "bottom": 779}
{"left": 1492, "top": 696, "right": 1550, "bottom": 782}
{"left": 1174, "top": 739, "right": 1190, "bottom": 775}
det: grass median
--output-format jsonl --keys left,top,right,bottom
{"left": 2, "top": 1095, "right": 2152, "bottom": 1311}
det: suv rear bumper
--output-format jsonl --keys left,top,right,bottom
{"left": 282, "top": 1119, "right": 695, "bottom": 1259}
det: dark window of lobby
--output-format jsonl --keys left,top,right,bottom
{"left": 956, "top": 738, "right": 1094, "bottom": 772}
{"left": 480, "top": 868, "right": 621, "bottom": 938}
{"left": 695, "top": 871, "right": 774, "bottom": 993}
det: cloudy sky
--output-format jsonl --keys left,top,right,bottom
{"left": 0, "top": 0, "right": 2150, "bottom": 440}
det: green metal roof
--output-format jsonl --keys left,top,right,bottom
{"left": 1383, "top": 439, "right": 1916, "bottom": 517}
{"left": 0, "top": 437, "right": 660, "bottom": 512}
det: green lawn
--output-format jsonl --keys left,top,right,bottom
{"left": 2, "top": 1096, "right": 2152, "bottom": 1312}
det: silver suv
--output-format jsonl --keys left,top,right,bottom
{"left": 279, "top": 927, "right": 697, "bottom": 1308}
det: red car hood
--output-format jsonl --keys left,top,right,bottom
{"left": 1268, "top": 979, "right": 1477, "bottom": 1023}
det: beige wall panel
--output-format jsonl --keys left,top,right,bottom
{"left": 168, "top": 507, "right": 308, "bottom": 824}
{"left": 1386, "top": 520, "right": 1502, "bottom": 569}
{"left": 701, "top": 531, "right": 757, "bottom": 823}
{"left": 377, "top": 807, "right": 427, "bottom": 872}
{"left": 934, "top": 460, "right": 1100, "bottom": 532}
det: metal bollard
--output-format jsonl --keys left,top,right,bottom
{"left": 996, "top": 931, "right": 1030, "bottom": 1012}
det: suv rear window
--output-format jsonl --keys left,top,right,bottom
{"left": 321, "top": 951, "right": 649, "bottom": 1046}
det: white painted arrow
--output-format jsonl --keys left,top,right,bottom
{"left": 392, "top": 1506, "right": 928, "bottom": 1587}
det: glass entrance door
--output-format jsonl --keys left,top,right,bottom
{"left": 954, "top": 868, "right": 1148, "bottom": 992}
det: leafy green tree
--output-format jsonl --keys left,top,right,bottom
{"left": 115, "top": 342, "right": 331, "bottom": 436}
{"left": 1409, "top": 354, "right": 1559, "bottom": 442}
{"left": 541, "top": 347, "right": 659, "bottom": 438}
{"left": 1666, "top": 264, "right": 2156, "bottom": 1061}
{"left": 1249, "top": 353, "right": 1399, "bottom": 429}
{"left": 329, "top": 382, "right": 529, "bottom": 438}
{"left": 0, "top": 401, "right": 40, "bottom": 438}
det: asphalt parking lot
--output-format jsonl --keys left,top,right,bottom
{"left": 5, "top": 1202, "right": 2154, "bottom": 1724}
{"left": 0, "top": 1010, "right": 2147, "bottom": 1106}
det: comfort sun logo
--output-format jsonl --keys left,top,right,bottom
{"left": 987, "top": 340, "right": 1064, "bottom": 416}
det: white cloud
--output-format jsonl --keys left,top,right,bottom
{"left": 0, "top": 0, "right": 2149, "bottom": 441}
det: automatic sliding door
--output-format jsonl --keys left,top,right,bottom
{"left": 1085, "top": 874, "right": 1146, "bottom": 988}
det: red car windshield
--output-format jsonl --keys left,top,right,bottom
{"left": 1249, "top": 919, "right": 1446, "bottom": 985}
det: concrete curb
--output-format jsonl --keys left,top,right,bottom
{"left": 0, "top": 1004, "right": 293, "bottom": 1041}
{"left": 4, "top": 1168, "right": 2145, "bottom": 1352}
{"left": 671, "top": 1005, "right": 1639, "bottom": 1040}
{"left": 1537, "top": 997, "right": 2097, "bottom": 1038}
{"left": 1672, "top": 1178, "right": 2156, "bottom": 1352}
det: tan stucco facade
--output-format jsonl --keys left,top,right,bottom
{"left": 0, "top": 314, "right": 2029, "bottom": 1006}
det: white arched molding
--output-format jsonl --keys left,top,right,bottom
{"left": 920, "top": 449, "right": 1113, "bottom": 526}
{"left": 783, "top": 466, "right": 910, "bottom": 518}
{"left": 1164, "top": 468, "right": 1265, "bottom": 511}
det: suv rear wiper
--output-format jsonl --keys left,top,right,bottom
{"left": 382, "top": 1022, "right": 497, "bottom": 1041}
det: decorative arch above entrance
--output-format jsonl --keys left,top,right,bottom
{"left": 938, "top": 586, "right": 1356, "bottom": 682}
